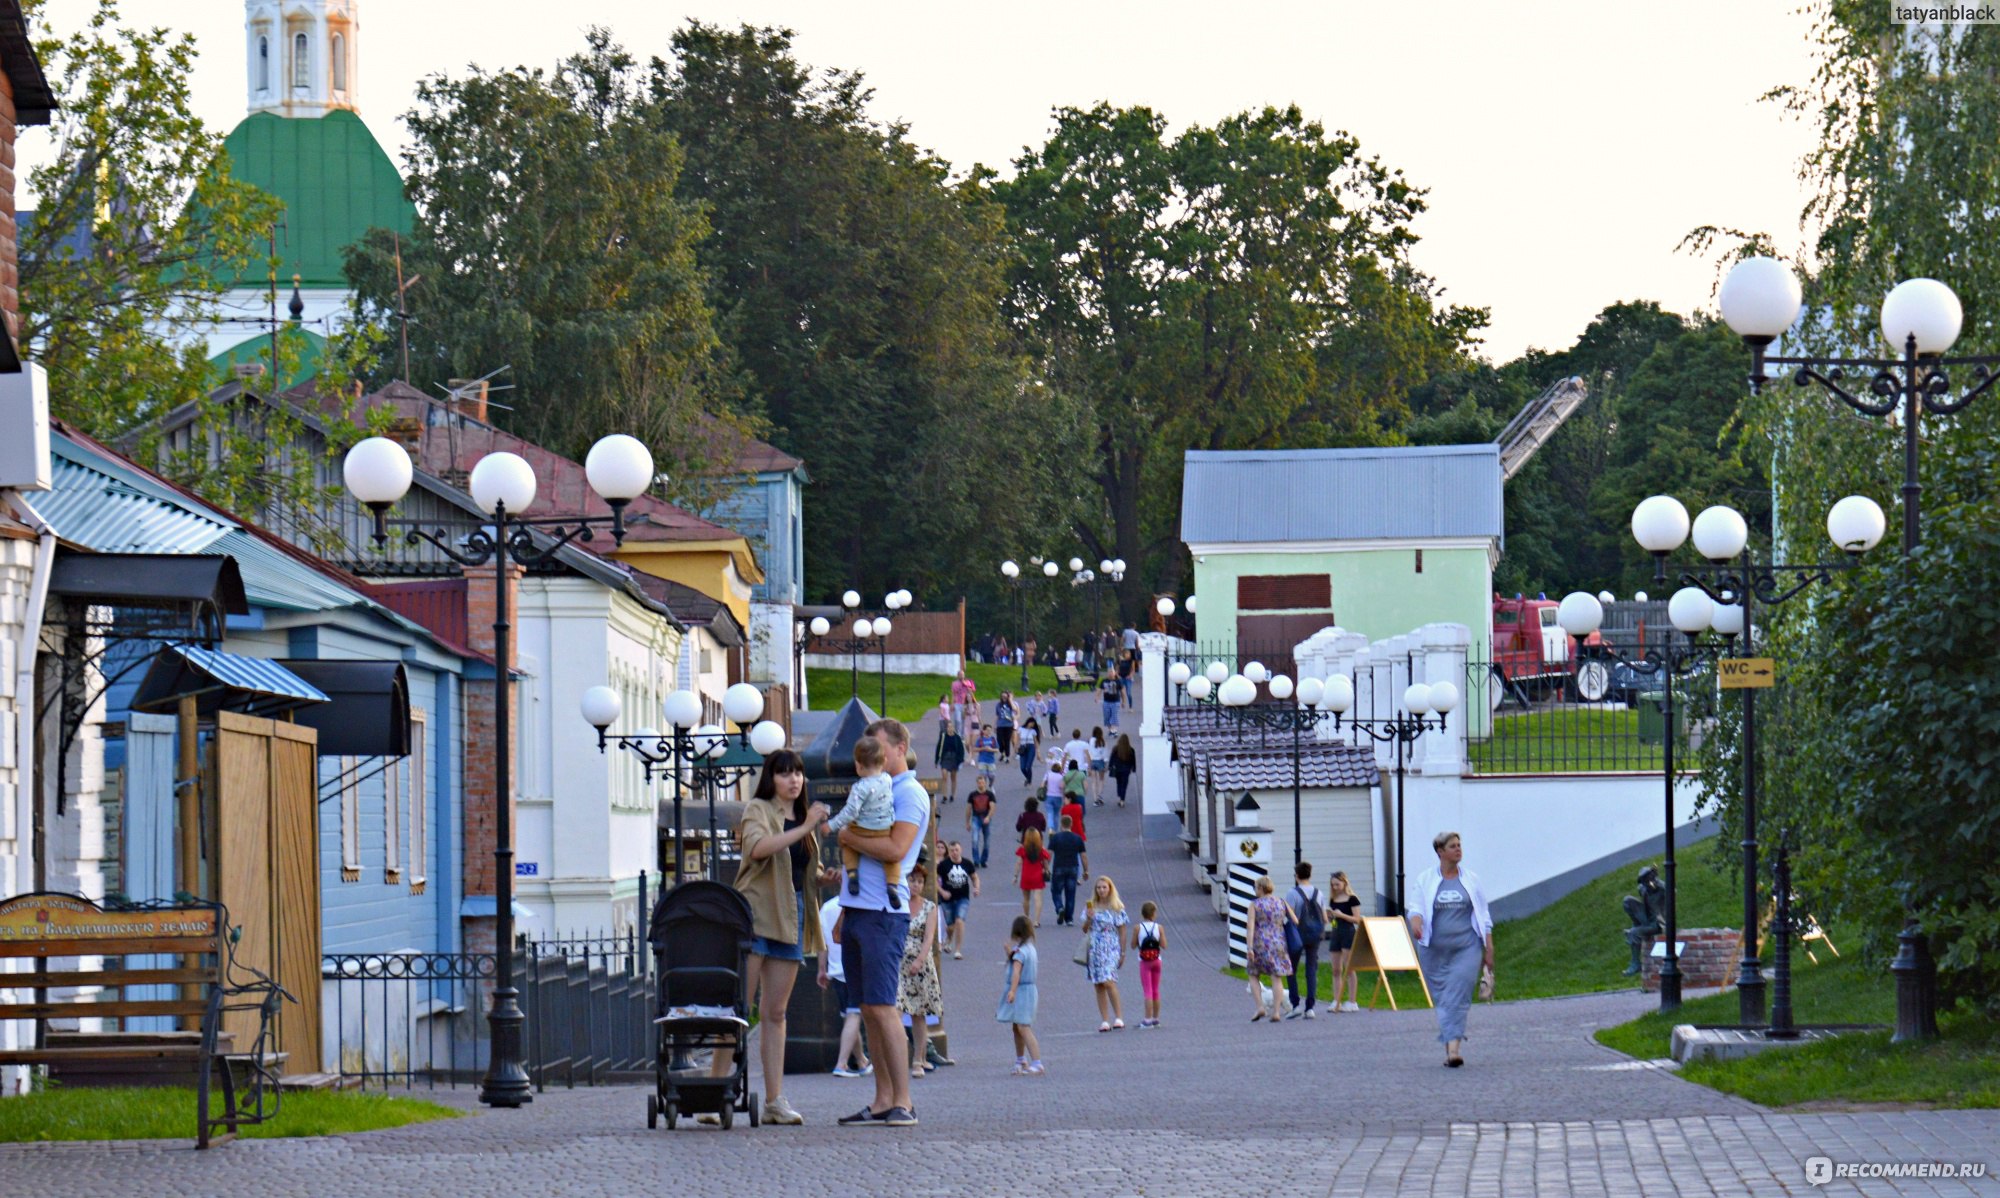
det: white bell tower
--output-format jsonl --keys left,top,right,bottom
{"left": 245, "top": 0, "right": 358, "bottom": 118}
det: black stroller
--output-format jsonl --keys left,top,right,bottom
{"left": 646, "top": 880, "right": 759, "bottom": 1129}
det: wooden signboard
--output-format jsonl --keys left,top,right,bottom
{"left": 1348, "top": 916, "right": 1432, "bottom": 1011}
{"left": 0, "top": 893, "right": 218, "bottom": 956}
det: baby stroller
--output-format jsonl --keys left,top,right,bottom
{"left": 646, "top": 880, "right": 759, "bottom": 1130}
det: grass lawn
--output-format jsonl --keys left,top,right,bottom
{"left": 806, "top": 663, "right": 1073, "bottom": 726}
{"left": 1495, "top": 851, "right": 1739, "bottom": 1000}
{"left": 1593, "top": 948, "right": 1893, "bottom": 1061}
{"left": 1469, "top": 706, "right": 1664, "bottom": 774}
{"left": 0, "top": 1086, "right": 460, "bottom": 1143}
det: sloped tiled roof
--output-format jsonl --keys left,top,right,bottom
{"left": 1200, "top": 744, "right": 1380, "bottom": 791}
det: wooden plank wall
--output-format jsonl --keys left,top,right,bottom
{"left": 211, "top": 712, "right": 322, "bottom": 1074}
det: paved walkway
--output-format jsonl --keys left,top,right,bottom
{"left": 5, "top": 686, "right": 1996, "bottom": 1195}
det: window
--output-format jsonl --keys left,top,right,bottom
{"left": 409, "top": 711, "right": 427, "bottom": 893}
{"left": 257, "top": 36, "right": 269, "bottom": 90}
{"left": 339, "top": 757, "right": 360, "bottom": 881}
{"left": 1539, "top": 608, "right": 1557, "bottom": 628}
{"left": 1237, "top": 573, "right": 1332, "bottom": 611}
{"left": 383, "top": 756, "right": 402, "bottom": 883}
{"left": 330, "top": 33, "right": 345, "bottom": 91}
{"left": 292, "top": 33, "right": 308, "bottom": 88}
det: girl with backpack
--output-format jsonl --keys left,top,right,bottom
{"left": 1135, "top": 901, "right": 1166, "bottom": 1028}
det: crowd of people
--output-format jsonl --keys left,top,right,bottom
{"left": 712, "top": 686, "right": 1498, "bottom": 1130}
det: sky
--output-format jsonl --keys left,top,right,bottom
{"left": 25, "top": 1, "right": 1826, "bottom": 361}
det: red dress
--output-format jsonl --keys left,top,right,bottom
{"left": 1016, "top": 845, "right": 1047, "bottom": 891}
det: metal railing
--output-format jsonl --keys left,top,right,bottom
{"left": 1463, "top": 644, "right": 1712, "bottom": 775}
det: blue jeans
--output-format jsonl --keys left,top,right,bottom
{"left": 1051, "top": 870, "right": 1080, "bottom": 924}
{"left": 969, "top": 815, "right": 991, "bottom": 867}
{"left": 1287, "top": 939, "right": 1320, "bottom": 1010}
{"left": 1120, "top": 675, "right": 1133, "bottom": 707}
{"left": 1102, "top": 699, "right": 1119, "bottom": 727}
{"left": 1018, "top": 748, "right": 1036, "bottom": 784}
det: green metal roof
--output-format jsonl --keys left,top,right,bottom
{"left": 220, "top": 110, "right": 413, "bottom": 288}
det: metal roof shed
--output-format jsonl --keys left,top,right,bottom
{"left": 1181, "top": 444, "right": 1503, "bottom": 548}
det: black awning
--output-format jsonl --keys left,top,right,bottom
{"left": 130, "top": 644, "right": 330, "bottom": 719}
{"left": 799, "top": 695, "right": 879, "bottom": 781}
{"left": 48, "top": 553, "right": 249, "bottom": 614}
{"left": 276, "top": 660, "right": 411, "bottom": 758}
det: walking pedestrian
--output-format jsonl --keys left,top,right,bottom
{"left": 1041, "top": 692, "right": 1060, "bottom": 739}
{"left": 1015, "top": 827, "right": 1048, "bottom": 926}
{"left": 938, "top": 842, "right": 979, "bottom": 959}
{"left": 965, "top": 777, "right": 996, "bottom": 868}
{"left": 833, "top": 718, "right": 928, "bottom": 1129}
{"left": 962, "top": 694, "right": 981, "bottom": 743}
{"left": 1117, "top": 650, "right": 1135, "bottom": 709}
{"left": 1284, "top": 863, "right": 1327, "bottom": 1020}
{"left": 935, "top": 721, "right": 964, "bottom": 803}
{"left": 1062, "top": 759, "right": 1088, "bottom": 818}
{"left": 1062, "top": 728, "right": 1091, "bottom": 773}
{"left": 703, "top": 748, "right": 828, "bottom": 1126}
{"left": 1088, "top": 727, "right": 1109, "bottom": 805}
{"left": 817, "top": 890, "right": 871, "bottom": 1078}
{"left": 951, "top": 669, "right": 976, "bottom": 730}
{"left": 899, "top": 862, "right": 944, "bottom": 1080}
{"left": 1082, "top": 875, "right": 1128, "bottom": 1031}
{"left": 1016, "top": 718, "right": 1040, "bottom": 786}
{"left": 1059, "top": 790, "right": 1086, "bottom": 847}
{"left": 1047, "top": 814, "right": 1087, "bottom": 925}
{"left": 1015, "top": 794, "right": 1047, "bottom": 842}
{"left": 973, "top": 724, "right": 999, "bottom": 787}
{"left": 1326, "top": 870, "right": 1363, "bottom": 1012}
{"left": 1041, "top": 754, "right": 1066, "bottom": 810}
{"left": 1108, "top": 734, "right": 1136, "bottom": 808}
{"left": 997, "top": 916, "right": 1043, "bottom": 1075}
{"left": 996, "top": 692, "right": 1017, "bottom": 760}
{"left": 1134, "top": 901, "right": 1166, "bottom": 1028}
{"left": 1409, "top": 832, "right": 1494, "bottom": 1067}
{"left": 1244, "top": 875, "right": 1295, "bottom": 1022}
{"left": 1099, "top": 672, "right": 1122, "bottom": 729}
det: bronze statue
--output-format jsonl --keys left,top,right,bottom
{"left": 1621, "top": 866, "right": 1666, "bottom": 976}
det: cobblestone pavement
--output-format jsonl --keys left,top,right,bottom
{"left": 5, "top": 688, "right": 1996, "bottom": 1196}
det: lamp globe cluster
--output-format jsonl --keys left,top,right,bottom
{"left": 344, "top": 433, "right": 654, "bottom": 520}
{"left": 1626, "top": 493, "right": 1885, "bottom": 565}
{"left": 1722, "top": 256, "right": 1966, "bottom": 357}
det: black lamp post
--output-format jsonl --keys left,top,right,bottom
{"left": 1001, "top": 559, "right": 1058, "bottom": 690}
{"left": 1070, "top": 557, "right": 1127, "bottom": 671}
{"left": 1652, "top": 495, "right": 1884, "bottom": 1026}
{"left": 1720, "top": 257, "right": 1990, "bottom": 1042}
{"left": 579, "top": 682, "right": 786, "bottom": 883}
{"left": 344, "top": 432, "right": 656, "bottom": 1110}
{"left": 1174, "top": 665, "right": 1452, "bottom": 909}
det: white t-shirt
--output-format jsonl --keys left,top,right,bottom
{"left": 1064, "top": 738, "right": 1091, "bottom": 769}
{"left": 818, "top": 896, "right": 846, "bottom": 982}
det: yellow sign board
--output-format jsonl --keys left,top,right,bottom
{"left": 0, "top": 894, "right": 218, "bottom": 944}
{"left": 1347, "top": 916, "right": 1431, "bottom": 1010}
{"left": 1718, "top": 657, "right": 1777, "bottom": 689}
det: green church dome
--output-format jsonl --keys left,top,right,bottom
{"left": 219, "top": 109, "right": 412, "bottom": 289}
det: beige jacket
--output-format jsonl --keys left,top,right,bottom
{"left": 733, "top": 798, "right": 823, "bottom": 955}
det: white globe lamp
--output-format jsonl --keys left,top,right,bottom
{"left": 1631, "top": 495, "right": 1691, "bottom": 555}
{"left": 583, "top": 434, "right": 653, "bottom": 502}
{"left": 1881, "top": 278, "right": 1962, "bottom": 355}
{"left": 579, "top": 686, "right": 621, "bottom": 729}
{"left": 1557, "top": 592, "right": 1604, "bottom": 638}
{"left": 469, "top": 451, "right": 537, "bottom": 514}
{"left": 1268, "top": 674, "right": 1294, "bottom": 700}
{"left": 1691, "top": 505, "right": 1749, "bottom": 562}
{"left": 722, "top": 682, "right": 765, "bottom": 726}
{"left": 1826, "top": 495, "right": 1887, "bottom": 554}
{"left": 1167, "top": 662, "right": 1192, "bottom": 687}
{"left": 662, "top": 689, "right": 704, "bottom": 730}
{"left": 1297, "top": 677, "right": 1325, "bottom": 708}
{"left": 343, "top": 436, "right": 413, "bottom": 506}
{"left": 1204, "top": 662, "right": 1229, "bottom": 685}
{"left": 749, "top": 721, "right": 788, "bottom": 756}
{"left": 1718, "top": 256, "right": 1803, "bottom": 341}
{"left": 1185, "top": 676, "right": 1212, "bottom": 701}
{"left": 1668, "top": 586, "right": 1715, "bottom": 635}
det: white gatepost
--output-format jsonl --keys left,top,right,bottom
{"left": 1138, "top": 632, "right": 1176, "bottom": 827}
{"left": 1417, "top": 622, "right": 1470, "bottom": 778}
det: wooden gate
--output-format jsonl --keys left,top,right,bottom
{"left": 211, "top": 711, "right": 321, "bottom": 1074}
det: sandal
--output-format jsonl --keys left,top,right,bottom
{"left": 1098, "top": 1021, "right": 1111, "bottom": 1033}
{"left": 1111, "top": 1019, "right": 1124, "bottom": 1030}
{"left": 1251, "top": 1011, "right": 1267, "bottom": 1022}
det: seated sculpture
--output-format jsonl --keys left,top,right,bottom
{"left": 1621, "top": 866, "right": 1666, "bottom": 976}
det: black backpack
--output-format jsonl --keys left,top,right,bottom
{"left": 1291, "top": 886, "right": 1326, "bottom": 943}
{"left": 1137, "top": 922, "right": 1162, "bottom": 961}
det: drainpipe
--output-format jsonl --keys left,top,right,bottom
{"left": 7, "top": 493, "right": 56, "bottom": 892}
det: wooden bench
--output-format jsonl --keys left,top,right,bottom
{"left": 1053, "top": 665, "right": 1101, "bottom": 692}
{"left": 0, "top": 892, "right": 285, "bottom": 1147}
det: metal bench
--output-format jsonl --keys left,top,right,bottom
{"left": 0, "top": 892, "right": 286, "bottom": 1147}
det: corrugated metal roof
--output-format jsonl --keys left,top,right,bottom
{"left": 1180, "top": 444, "right": 1503, "bottom": 546}
{"left": 24, "top": 451, "right": 231, "bottom": 554}
{"left": 171, "top": 645, "right": 330, "bottom": 704}
{"left": 208, "top": 529, "right": 369, "bottom": 613}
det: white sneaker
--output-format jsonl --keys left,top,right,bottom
{"left": 1304, "top": 1008, "right": 1317, "bottom": 1020}
{"left": 1343, "top": 1001, "right": 1360, "bottom": 1012}
{"left": 762, "top": 1096, "right": 804, "bottom": 1125}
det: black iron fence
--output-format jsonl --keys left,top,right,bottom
{"left": 1464, "top": 645, "right": 1714, "bottom": 775}
{"left": 322, "top": 926, "right": 655, "bottom": 1090}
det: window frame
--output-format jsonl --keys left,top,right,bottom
{"left": 409, "top": 710, "right": 428, "bottom": 893}
{"left": 339, "top": 755, "right": 360, "bottom": 881}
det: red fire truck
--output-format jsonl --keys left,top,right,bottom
{"left": 1489, "top": 594, "right": 1610, "bottom": 705}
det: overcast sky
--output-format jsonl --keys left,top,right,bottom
{"left": 27, "top": 1, "right": 1825, "bottom": 361}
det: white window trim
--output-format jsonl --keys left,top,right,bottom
{"left": 339, "top": 755, "right": 360, "bottom": 881}
{"left": 383, "top": 755, "right": 402, "bottom": 883}
{"left": 409, "top": 711, "right": 428, "bottom": 893}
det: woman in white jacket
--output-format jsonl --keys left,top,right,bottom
{"left": 1406, "top": 831, "right": 1493, "bottom": 1067}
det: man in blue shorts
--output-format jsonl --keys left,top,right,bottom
{"left": 836, "top": 718, "right": 929, "bottom": 1128}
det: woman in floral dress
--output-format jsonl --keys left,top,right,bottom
{"left": 899, "top": 862, "right": 945, "bottom": 1078}
{"left": 1244, "top": 874, "right": 1295, "bottom": 1022}
{"left": 1082, "top": 875, "right": 1130, "bottom": 1031}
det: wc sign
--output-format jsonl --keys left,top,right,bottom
{"left": 1718, "top": 657, "right": 1776, "bottom": 690}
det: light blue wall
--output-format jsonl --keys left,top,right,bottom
{"left": 707, "top": 469, "right": 804, "bottom": 604}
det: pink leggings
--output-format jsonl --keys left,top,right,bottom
{"left": 1139, "top": 957, "right": 1162, "bottom": 1001}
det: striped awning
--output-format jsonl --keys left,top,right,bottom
{"left": 130, "top": 644, "right": 330, "bottom": 717}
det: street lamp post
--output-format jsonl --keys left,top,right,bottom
{"left": 1071, "top": 558, "right": 1126, "bottom": 670}
{"left": 1001, "top": 560, "right": 1057, "bottom": 689}
{"left": 344, "top": 431, "right": 656, "bottom": 1110}
{"left": 1639, "top": 495, "right": 1885, "bottom": 1025}
{"left": 1721, "top": 259, "right": 1996, "bottom": 1041}
{"left": 579, "top": 682, "right": 788, "bottom": 883}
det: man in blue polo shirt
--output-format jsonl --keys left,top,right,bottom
{"left": 836, "top": 718, "right": 929, "bottom": 1128}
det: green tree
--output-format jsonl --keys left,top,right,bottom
{"left": 992, "top": 103, "right": 1481, "bottom": 615}
{"left": 648, "top": 24, "right": 1073, "bottom": 604}
{"left": 345, "top": 30, "right": 740, "bottom": 484}
{"left": 19, "top": 0, "right": 281, "bottom": 437}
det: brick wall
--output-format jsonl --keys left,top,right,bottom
{"left": 0, "top": 68, "right": 17, "bottom": 342}
{"left": 1643, "top": 927, "right": 1742, "bottom": 991}
{"left": 461, "top": 564, "right": 522, "bottom": 905}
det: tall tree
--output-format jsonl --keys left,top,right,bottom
{"left": 649, "top": 24, "right": 1073, "bottom": 603}
{"left": 992, "top": 103, "right": 1482, "bottom": 616}
{"left": 19, "top": 0, "right": 281, "bottom": 437}
{"left": 345, "top": 30, "right": 740, "bottom": 481}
